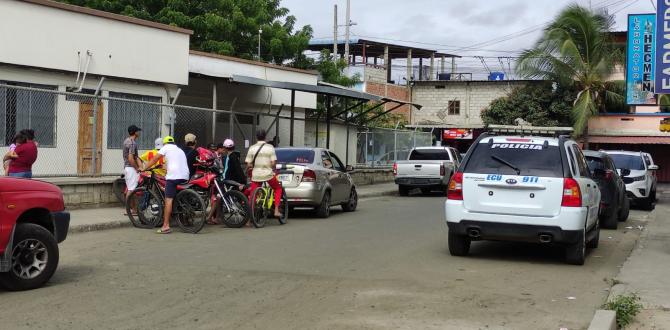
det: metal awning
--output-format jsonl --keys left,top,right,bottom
{"left": 231, "top": 75, "right": 381, "bottom": 101}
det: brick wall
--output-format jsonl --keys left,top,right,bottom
{"left": 365, "top": 82, "right": 411, "bottom": 122}
{"left": 411, "top": 81, "right": 527, "bottom": 126}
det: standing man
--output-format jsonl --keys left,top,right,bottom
{"left": 182, "top": 133, "right": 198, "bottom": 178}
{"left": 123, "top": 125, "right": 142, "bottom": 213}
{"left": 142, "top": 136, "right": 190, "bottom": 234}
{"left": 222, "top": 139, "right": 246, "bottom": 187}
{"left": 245, "top": 129, "right": 282, "bottom": 218}
{"left": 6, "top": 130, "right": 38, "bottom": 178}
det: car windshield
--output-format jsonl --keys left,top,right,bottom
{"left": 464, "top": 143, "right": 563, "bottom": 177}
{"left": 276, "top": 149, "right": 315, "bottom": 164}
{"left": 409, "top": 149, "right": 450, "bottom": 160}
{"left": 585, "top": 156, "right": 605, "bottom": 171}
{"left": 609, "top": 154, "right": 645, "bottom": 171}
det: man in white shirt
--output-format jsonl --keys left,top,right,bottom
{"left": 245, "top": 129, "right": 282, "bottom": 218}
{"left": 142, "top": 136, "right": 190, "bottom": 234}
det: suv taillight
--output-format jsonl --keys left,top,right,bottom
{"left": 302, "top": 169, "right": 316, "bottom": 182}
{"left": 440, "top": 164, "right": 445, "bottom": 177}
{"left": 605, "top": 170, "right": 613, "bottom": 181}
{"left": 393, "top": 162, "right": 398, "bottom": 176}
{"left": 447, "top": 172, "right": 463, "bottom": 200}
{"left": 561, "top": 178, "right": 582, "bottom": 207}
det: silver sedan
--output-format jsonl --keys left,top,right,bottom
{"left": 275, "top": 147, "right": 358, "bottom": 218}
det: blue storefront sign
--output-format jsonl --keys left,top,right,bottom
{"left": 627, "top": 14, "right": 656, "bottom": 105}
{"left": 656, "top": 2, "right": 670, "bottom": 94}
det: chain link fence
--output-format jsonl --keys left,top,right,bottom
{"left": 0, "top": 83, "right": 430, "bottom": 176}
{"left": 356, "top": 128, "right": 433, "bottom": 167}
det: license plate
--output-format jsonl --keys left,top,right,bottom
{"left": 278, "top": 174, "right": 292, "bottom": 183}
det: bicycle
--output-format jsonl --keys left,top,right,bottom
{"left": 249, "top": 165, "right": 292, "bottom": 228}
{"left": 125, "top": 168, "right": 207, "bottom": 233}
{"left": 206, "top": 165, "right": 251, "bottom": 228}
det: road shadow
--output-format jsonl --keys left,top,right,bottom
{"left": 459, "top": 240, "right": 596, "bottom": 265}
{"left": 0, "top": 264, "right": 96, "bottom": 294}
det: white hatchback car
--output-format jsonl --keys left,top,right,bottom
{"left": 445, "top": 134, "right": 601, "bottom": 265}
{"left": 604, "top": 151, "right": 658, "bottom": 210}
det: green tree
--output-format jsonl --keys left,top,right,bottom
{"left": 314, "top": 50, "right": 405, "bottom": 128}
{"left": 482, "top": 82, "right": 574, "bottom": 127}
{"left": 516, "top": 5, "right": 623, "bottom": 138}
{"left": 58, "top": 0, "right": 313, "bottom": 64}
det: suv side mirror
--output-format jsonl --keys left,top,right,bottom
{"left": 649, "top": 165, "right": 659, "bottom": 171}
{"left": 345, "top": 165, "right": 355, "bottom": 172}
{"left": 592, "top": 168, "right": 605, "bottom": 178}
{"left": 621, "top": 168, "right": 631, "bottom": 176}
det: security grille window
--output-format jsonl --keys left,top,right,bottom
{"left": 107, "top": 92, "right": 161, "bottom": 149}
{"left": 0, "top": 82, "right": 57, "bottom": 147}
{"left": 448, "top": 100, "right": 460, "bottom": 115}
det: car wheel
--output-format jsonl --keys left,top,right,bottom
{"left": 565, "top": 227, "right": 586, "bottom": 265}
{"left": 618, "top": 197, "right": 630, "bottom": 222}
{"left": 600, "top": 208, "right": 618, "bottom": 230}
{"left": 341, "top": 188, "right": 358, "bottom": 212}
{"left": 586, "top": 222, "right": 600, "bottom": 249}
{"left": 0, "top": 223, "right": 59, "bottom": 291}
{"left": 315, "top": 191, "right": 331, "bottom": 218}
{"left": 641, "top": 193, "right": 655, "bottom": 211}
{"left": 398, "top": 185, "right": 410, "bottom": 196}
{"left": 448, "top": 230, "right": 471, "bottom": 257}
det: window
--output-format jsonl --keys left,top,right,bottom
{"left": 0, "top": 82, "right": 57, "bottom": 147}
{"left": 573, "top": 147, "right": 591, "bottom": 178}
{"left": 409, "top": 149, "right": 451, "bottom": 160}
{"left": 321, "top": 151, "right": 333, "bottom": 169}
{"left": 107, "top": 92, "right": 161, "bottom": 149}
{"left": 464, "top": 143, "right": 563, "bottom": 177}
{"left": 610, "top": 154, "right": 645, "bottom": 170}
{"left": 329, "top": 152, "right": 345, "bottom": 172}
{"left": 276, "top": 149, "right": 315, "bottom": 164}
{"left": 448, "top": 100, "right": 460, "bottom": 115}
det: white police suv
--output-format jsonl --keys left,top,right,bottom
{"left": 445, "top": 134, "right": 601, "bottom": 265}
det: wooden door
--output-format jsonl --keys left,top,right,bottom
{"left": 77, "top": 102, "right": 103, "bottom": 175}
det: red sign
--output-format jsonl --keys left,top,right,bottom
{"left": 443, "top": 129, "right": 473, "bottom": 140}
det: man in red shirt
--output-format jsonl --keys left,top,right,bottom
{"left": 4, "top": 130, "right": 38, "bottom": 178}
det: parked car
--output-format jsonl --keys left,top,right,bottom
{"left": 0, "top": 177, "right": 70, "bottom": 290}
{"left": 393, "top": 146, "right": 460, "bottom": 196}
{"left": 583, "top": 150, "right": 629, "bottom": 229}
{"left": 275, "top": 148, "right": 357, "bottom": 218}
{"left": 604, "top": 151, "right": 658, "bottom": 210}
{"left": 445, "top": 134, "right": 601, "bottom": 265}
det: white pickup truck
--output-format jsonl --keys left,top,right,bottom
{"left": 393, "top": 146, "right": 461, "bottom": 196}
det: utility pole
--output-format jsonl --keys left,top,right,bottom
{"left": 333, "top": 4, "right": 338, "bottom": 60}
{"left": 344, "top": 0, "right": 351, "bottom": 64}
{"left": 257, "top": 29, "right": 262, "bottom": 60}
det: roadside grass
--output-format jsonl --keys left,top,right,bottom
{"left": 603, "top": 293, "right": 643, "bottom": 328}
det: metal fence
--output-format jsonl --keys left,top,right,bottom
{"left": 0, "top": 83, "right": 431, "bottom": 177}
{"left": 356, "top": 128, "right": 433, "bottom": 167}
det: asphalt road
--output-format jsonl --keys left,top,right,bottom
{"left": 0, "top": 194, "right": 648, "bottom": 329}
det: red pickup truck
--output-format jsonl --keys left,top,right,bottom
{"left": 0, "top": 177, "right": 70, "bottom": 291}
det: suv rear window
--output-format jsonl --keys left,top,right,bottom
{"left": 409, "top": 149, "right": 450, "bottom": 160}
{"left": 464, "top": 143, "right": 563, "bottom": 177}
{"left": 585, "top": 156, "right": 605, "bottom": 171}
{"left": 610, "top": 154, "right": 645, "bottom": 170}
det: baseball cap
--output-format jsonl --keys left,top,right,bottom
{"left": 163, "top": 136, "right": 175, "bottom": 144}
{"left": 223, "top": 139, "right": 235, "bottom": 149}
{"left": 154, "top": 138, "right": 164, "bottom": 149}
{"left": 128, "top": 125, "right": 141, "bottom": 135}
{"left": 184, "top": 133, "right": 197, "bottom": 143}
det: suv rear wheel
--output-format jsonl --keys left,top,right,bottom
{"left": 0, "top": 223, "right": 59, "bottom": 291}
{"left": 601, "top": 208, "right": 618, "bottom": 230}
{"left": 565, "top": 228, "right": 586, "bottom": 265}
{"left": 448, "top": 230, "right": 471, "bottom": 256}
{"left": 618, "top": 197, "right": 630, "bottom": 222}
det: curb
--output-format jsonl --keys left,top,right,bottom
{"left": 587, "top": 310, "right": 617, "bottom": 330}
{"left": 358, "top": 189, "right": 397, "bottom": 199}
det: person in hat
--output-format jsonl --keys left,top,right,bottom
{"left": 142, "top": 136, "right": 190, "bottom": 234}
{"left": 139, "top": 137, "right": 167, "bottom": 177}
{"left": 245, "top": 129, "right": 282, "bottom": 218}
{"left": 182, "top": 133, "right": 198, "bottom": 178}
{"left": 123, "top": 125, "right": 142, "bottom": 214}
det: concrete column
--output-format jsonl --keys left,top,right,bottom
{"left": 429, "top": 52, "right": 435, "bottom": 80}
{"left": 441, "top": 55, "right": 446, "bottom": 74}
{"left": 451, "top": 57, "right": 456, "bottom": 74}
{"left": 212, "top": 81, "right": 217, "bottom": 141}
{"left": 406, "top": 49, "right": 412, "bottom": 86}
{"left": 384, "top": 46, "right": 391, "bottom": 83}
{"left": 419, "top": 58, "right": 423, "bottom": 81}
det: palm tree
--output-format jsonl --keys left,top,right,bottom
{"left": 516, "top": 5, "right": 623, "bottom": 138}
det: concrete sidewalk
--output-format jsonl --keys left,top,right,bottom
{"left": 607, "top": 198, "right": 670, "bottom": 329}
{"left": 68, "top": 182, "right": 399, "bottom": 233}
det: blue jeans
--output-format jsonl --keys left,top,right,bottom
{"left": 9, "top": 171, "right": 32, "bottom": 178}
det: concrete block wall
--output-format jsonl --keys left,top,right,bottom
{"left": 363, "top": 65, "right": 388, "bottom": 84}
{"left": 412, "top": 81, "right": 527, "bottom": 126}
{"left": 350, "top": 168, "right": 394, "bottom": 186}
{"left": 365, "top": 82, "right": 411, "bottom": 121}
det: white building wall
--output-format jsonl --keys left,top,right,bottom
{"left": 0, "top": 1, "right": 190, "bottom": 85}
{"left": 412, "top": 81, "right": 526, "bottom": 126}
{"left": 304, "top": 121, "right": 357, "bottom": 165}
